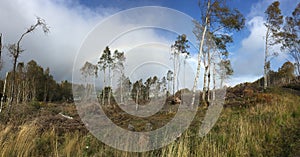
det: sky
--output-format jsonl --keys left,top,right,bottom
{"left": 0, "top": 0, "right": 299, "bottom": 87}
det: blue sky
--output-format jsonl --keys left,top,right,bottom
{"left": 0, "top": 0, "right": 299, "bottom": 86}
{"left": 74, "top": 0, "right": 300, "bottom": 85}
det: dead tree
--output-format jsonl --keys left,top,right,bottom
{"left": 7, "top": 17, "right": 49, "bottom": 112}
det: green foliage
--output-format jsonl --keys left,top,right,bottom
{"left": 281, "top": 3, "right": 300, "bottom": 75}
{"left": 29, "top": 100, "right": 42, "bottom": 110}
{"left": 265, "top": 1, "right": 284, "bottom": 35}
{"left": 98, "top": 46, "right": 112, "bottom": 71}
{"left": 3, "top": 60, "right": 74, "bottom": 103}
{"left": 171, "top": 34, "right": 190, "bottom": 56}
{"left": 80, "top": 61, "right": 98, "bottom": 79}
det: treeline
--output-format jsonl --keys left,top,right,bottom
{"left": 0, "top": 60, "right": 73, "bottom": 103}
{"left": 254, "top": 61, "right": 299, "bottom": 87}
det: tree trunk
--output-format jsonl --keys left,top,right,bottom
{"left": 43, "top": 78, "right": 48, "bottom": 102}
{"left": 202, "top": 59, "right": 208, "bottom": 103}
{"left": 173, "top": 53, "right": 177, "bottom": 99}
{"left": 0, "top": 72, "right": 8, "bottom": 113}
{"left": 207, "top": 49, "right": 211, "bottom": 103}
{"left": 207, "top": 69, "right": 211, "bottom": 102}
{"left": 108, "top": 67, "right": 112, "bottom": 106}
{"left": 136, "top": 89, "right": 139, "bottom": 110}
{"left": 16, "top": 80, "right": 21, "bottom": 104}
{"left": 184, "top": 60, "right": 186, "bottom": 88}
{"left": 32, "top": 77, "right": 37, "bottom": 101}
{"left": 8, "top": 56, "right": 18, "bottom": 112}
{"left": 167, "top": 80, "right": 170, "bottom": 96}
{"left": 220, "top": 75, "right": 224, "bottom": 88}
{"left": 191, "top": 0, "right": 210, "bottom": 106}
{"left": 102, "top": 69, "right": 106, "bottom": 105}
{"left": 264, "top": 28, "right": 270, "bottom": 89}
{"left": 0, "top": 33, "right": 2, "bottom": 64}
{"left": 212, "top": 63, "right": 216, "bottom": 101}
{"left": 23, "top": 78, "right": 29, "bottom": 102}
{"left": 120, "top": 74, "right": 123, "bottom": 104}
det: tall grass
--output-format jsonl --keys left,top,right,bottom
{"left": 0, "top": 91, "right": 299, "bottom": 156}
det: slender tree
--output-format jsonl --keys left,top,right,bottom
{"left": 0, "top": 72, "right": 8, "bottom": 113}
{"left": 7, "top": 17, "right": 49, "bottom": 111}
{"left": 281, "top": 3, "right": 300, "bottom": 76}
{"left": 132, "top": 79, "right": 143, "bottom": 110}
{"left": 113, "top": 50, "right": 126, "bottom": 104}
{"left": 167, "top": 70, "right": 173, "bottom": 96}
{"left": 212, "top": 62, "right": 217, "bottom": 101}
{"left": 107, "top": 50, "right": 114, "bottom": 106}
{"left": 123, "top": 77, "right": 132, "bottom": 102}
{"left": 161, "top": 76, "right": 167, "bottom": 95}
{"left": 171, "top": 34, "right": 190, "bottom": 100}
{"left": 218, "top": 59, "right": 233, "bottom": 88}
{"left": 183, "top": 51, "right": 190, "bottom": 89}
{"left": 263, "top": 1, "right": 283, "bottom": 89}
{"left": 81, "top": 61, "right": 98, "bottom": 100}
{"left": 98, "top": 46, "right": 111, "bottom": 105}
{"left": 145, "top": 77, "right": 152, "bottom": 100}
{"left": 192, "top": 0, "right": 244, "bottom": 107}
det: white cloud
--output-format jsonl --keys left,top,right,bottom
{"left": 232, "top": 16, "right": 266, "bottom": 77}
{"left": 0, "top": 0, "right": 199, "bottom": 83}
{"left": 230, "top": 0, "right": 298, "bottom": 86}
{"left": 71, "top": 6, "right": 200, "bottom": 92}
{"left": 0, "top": 0, "right": 115, "bottom": 80}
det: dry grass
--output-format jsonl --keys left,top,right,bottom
{"left": 0, "top": 88, "right": 299, "bottom": 156}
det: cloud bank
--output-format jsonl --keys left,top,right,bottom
{"left": 0, "top": 0, "right": 115, "bottom": 80}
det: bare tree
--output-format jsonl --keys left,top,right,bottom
{"left": 7, "top": 17, "right": 49, "bottom": 111}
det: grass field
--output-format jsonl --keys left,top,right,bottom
{"left": 0, "top": 87, "right": 299, "bottom": 157}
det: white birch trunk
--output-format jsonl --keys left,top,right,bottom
{"left": 207, "top": 50, "right": 211, "bottom": 102}
{"left": 264, "top": 28, "right": 270, "bottom": 89}
{"left": 191, "top": 2, "right": 210, "bottom": 106}
{"left": 102, "top": 69, "right": 106, "bottom": 105}
{"left": 0, "top": 72, "right": 8, "bottom": 113}
{"left": 212, "top": 63, "right": 216, "bottom": 101}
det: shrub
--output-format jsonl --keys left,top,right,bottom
{"left": 29, "top": 100, "right": 42, "bottom": 110}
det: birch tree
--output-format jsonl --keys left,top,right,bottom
{"left": 218, "top": 59, "right": 233, "bottom": 88}
{"left": 161, "top": 76, "right": 167, "bottom": 96}
{"left": 263, "top": 1, "right": 283, "bottom": 89}
{"left": 113, "top": 50, "right": 125, "bottom": 104}
{"left": 107, "top": 50, "right": 114, "bottom": 106}
{"left": 0, "top": 73, "right": 8, "bottom": 113}
{"left": 191, "top": 0, "right": 245, "bottom": 107}
{"left": 281, "top": 3, "right": 300, "bottom": 76}
{"left": 81, "top": 61, "right": 98, "bottom": 100}
{"left": 98, "top": 46, "right": 111, "bottom": 105}
{"left": 171, "top": 34, "right": 189, "bottom": 100}
{"left": 167, "top": 70, "right": 173, "bottom": 96}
